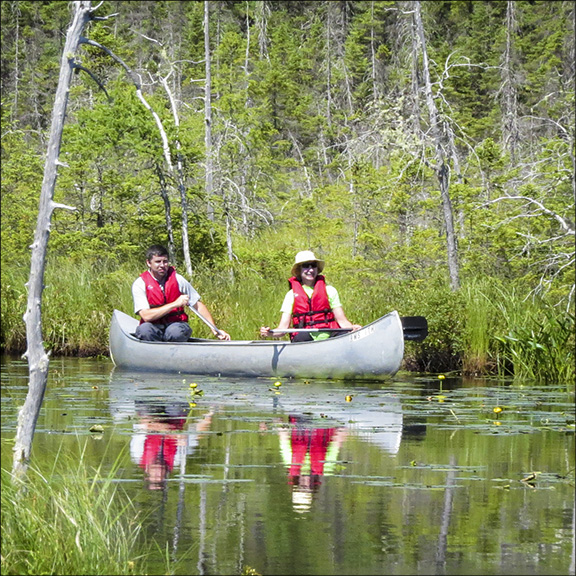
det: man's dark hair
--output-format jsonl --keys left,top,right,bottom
{"left": 146, "top": 245, "right": 169, "bottom": 261}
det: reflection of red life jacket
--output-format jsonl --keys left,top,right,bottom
{"left": 289, "top": 416, "right": 337, "bottom": 477}
{"left": 139, "top": 417, "right": 187, "bottom": 472}
{"left": 289, "top": 276, "right": 339, "bottom": 339}
{"left": 140, "top": 267, "right": 188, "bottom": 325}
{"left": 140, "top": 435, "right": 179, "bottom": 472}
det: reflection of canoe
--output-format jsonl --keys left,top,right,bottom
{"left": 109, "top": 309, "right": 404, "bottom": 381}
{"left": 107, "top": 372, "right": 403, "bottom": 455}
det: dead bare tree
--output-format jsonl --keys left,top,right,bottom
{"left": 80, "top": 35, "right": 195, "bottom": 276}
{"left": 485, "top": 194, "right": 575, "bottom": 308}
{"left": 13, "top": 0, "right": 97, "bottom": 476}
{"left": 412, "top": 0, "right": 460, "bottom": 290}
{"left": 500, "top": 0, "right": 520, "bottom": 163}
{"left": 161, "top": 72, "right": 193, "bottom": 277}
{"left": 204, "top": 0, "right": 215, "bottom": 222}
{"left": 155, "top": 161, "right": 176, "bottom": 262}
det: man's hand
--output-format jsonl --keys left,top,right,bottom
{"left": 175, "top": 294, "right": 189, "bottom": 308}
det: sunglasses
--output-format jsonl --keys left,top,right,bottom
{"left": 301, "top": 262, "right": 318, "bottom": 269}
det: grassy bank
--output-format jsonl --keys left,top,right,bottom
{"left": 1, "top": 257, "right": 574, "bottom": 382}
{"left": 1, "top": 442, "right": 153, "bottom": 576}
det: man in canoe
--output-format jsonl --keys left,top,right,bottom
{"left": 132, "top": 244, "right": 231, "bottom": 342}
{"left": 259, "top": 250, "right": 362, "bottom": 342}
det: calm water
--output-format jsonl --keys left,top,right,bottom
{"left": 1, "top": 354, "right": 574, "bottom": 576}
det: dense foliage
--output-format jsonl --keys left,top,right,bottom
{"left": 1, "top": 1, "right": 574, "bottom": 379}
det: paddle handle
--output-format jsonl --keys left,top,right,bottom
{"left": 270, "top": 328, "right": 352, "bottom": 335}
{"left": 271, "top": 316, "right": 428, "bottom": 341}
{"left": 188, "top": 304, "right": 225, "bottom": 337}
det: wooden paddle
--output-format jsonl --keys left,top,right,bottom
{"left": 271, "top": 316, "right": 428, "bottom": 342}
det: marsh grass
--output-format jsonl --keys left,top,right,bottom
{"left": 492, "top": 293, "right": 575, "bottom": 382}
{"left": 462, "top": 281, "right": 498, "bottom": 375}
{"left": 1, "top": 441, "right": 148, "bottom": 576}
{"left": 0, "top": 261, "right": 138, "bottom": 356}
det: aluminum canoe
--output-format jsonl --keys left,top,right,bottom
{"left": 109, "top": 309, "right": 405, "bottom": 380}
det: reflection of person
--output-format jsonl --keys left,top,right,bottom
{"left": 132, "top": 244, "right": 230, "bottom": 342}
{"left": 278, "top": 415, "right": 347, "bottom": 512}
{"left": 260, "top": 250, "right": 361, "bottom": 342}
{"left": 130, "top": 401, "right": 213, "bottom": 490}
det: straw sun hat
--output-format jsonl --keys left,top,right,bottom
{"left": 291, "top": 250, "right": 325, "bottom": 276}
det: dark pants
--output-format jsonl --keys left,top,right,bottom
{"left": 135, "top": 322, "right": 192, "bottom": 342}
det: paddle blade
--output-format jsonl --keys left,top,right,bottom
{"left": 401, "top": 316, "right": 428, "bottom": 342}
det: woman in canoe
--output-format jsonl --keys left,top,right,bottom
{"left": 260, "top": 250, "right": 362, "bottom": 342}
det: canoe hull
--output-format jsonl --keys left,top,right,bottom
{"left": 109, "top": 309, "right": 404, "bottom": 380}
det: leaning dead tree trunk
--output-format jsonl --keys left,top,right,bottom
{"left": 13, "top": 0, "right": 93, "bottom": 476}
{"left": 413, "top": 1, "right": 460, "bottom": 291}
{"left": 81, "top": 37, "right": 192, "bottom": 276}
{"left": 161, "top": 74, "right": 193, "bottom": 277}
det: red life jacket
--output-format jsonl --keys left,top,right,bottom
{"left": 289, "top": 275, "right": 339, "bottom": 339}
{"left": 140, "top": 267, "right": 188, "bottom": 325}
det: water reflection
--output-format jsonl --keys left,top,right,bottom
{"left": 278, "top": 415, "right": 347, "bottom": 512}
{"left": 269, "top": 395, "right": 405, "bottom": 512}
{"left": 109, "top": 377, "right": 214, "bottom": 492}
{"left": 4, "top": 358, "right": 571, "bottom": 576}
{"left": 130, "top": 401, "right": 213, "bottom": 491}
{"left": 108, "top": 371, "right": 407, "bottom": 501}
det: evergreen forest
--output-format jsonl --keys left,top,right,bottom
{"left": 1, "top": 0, "right": 574, "bottom": 381}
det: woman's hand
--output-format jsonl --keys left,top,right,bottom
{"left": 260, "top": 326, "right": 272, "bottom": 338}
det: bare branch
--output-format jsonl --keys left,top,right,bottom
{"left": 51, "top": 201, "right": 76, "bottom": 211}
{"left": 72, "top": 62, "right": 111, "bottom": 100}
{"left": 79, "top": 36, "right": 141, "bottom": 88}
{"left": 130, "top": 30, "right": 163, "bottom": 46}
{"left": 484, "top": 195, "right": 575, "bottom": 235}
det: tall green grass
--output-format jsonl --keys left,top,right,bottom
{"left": 461, "top": 280, "right": 575, "bottom": 382}
{"left": 0, "top": 261, "right": 138, "bottom": 356}
{"left": 492, "top": 293, "right": 575, "bottom": 382}
{"left": 462, "top": 280, "right": 497, "bottom": 375}
{"left": 1, "top": 442, "right": 147, "bottom": 576}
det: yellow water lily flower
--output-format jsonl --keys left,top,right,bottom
{"left": 493, "top": 406, "right": 503, "bottom": 414}
{"left": 438, "top": 374, "right": 446, "bottom": 380}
